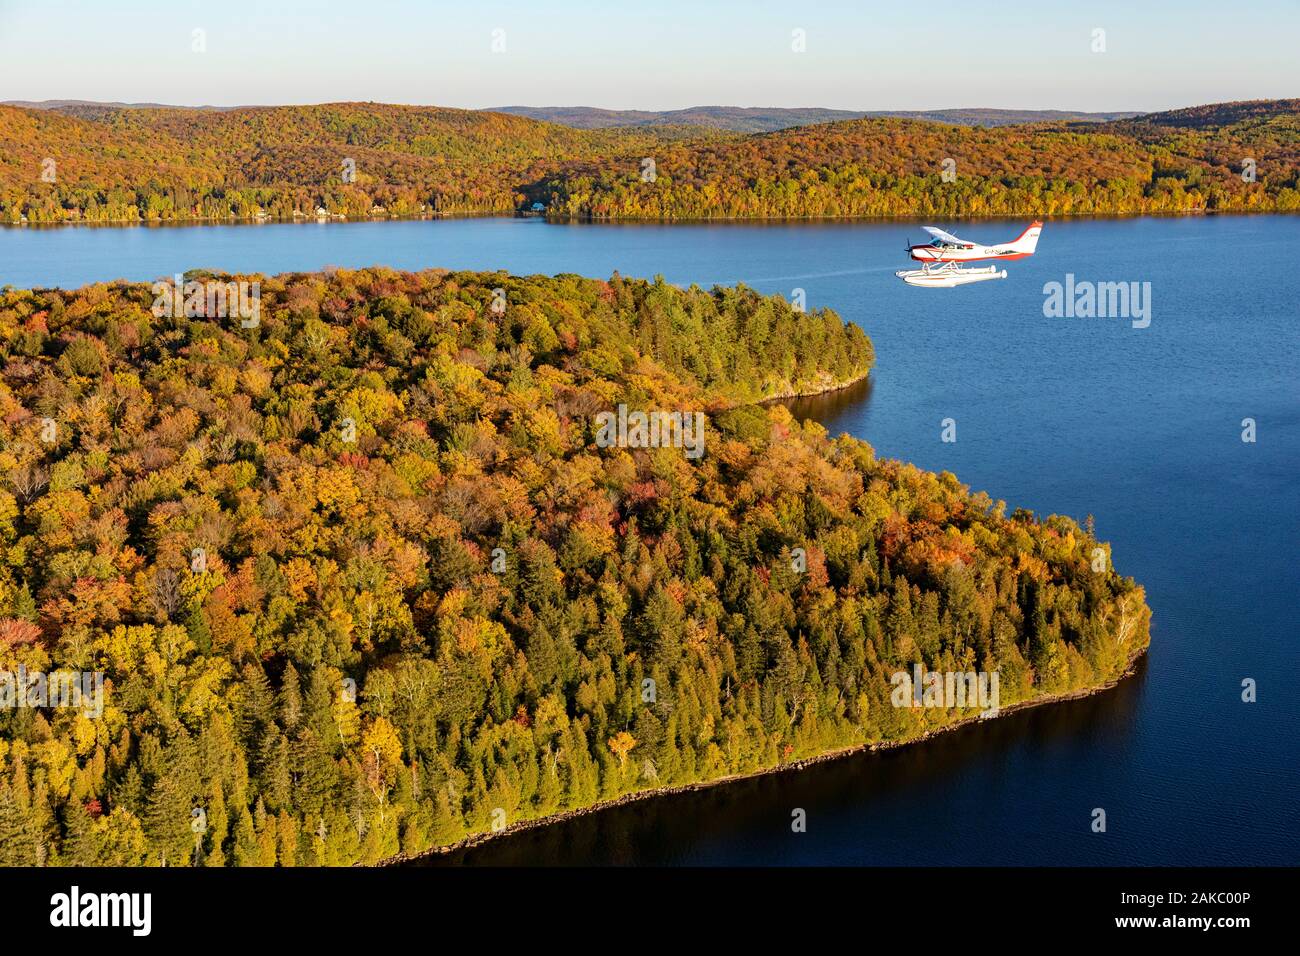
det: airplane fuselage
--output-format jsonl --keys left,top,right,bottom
{"left": 908, "top": 221, "right": 1042, "bottom": 263}
{"left": 908, "top": 242, "right": 1034, "bottom": 263}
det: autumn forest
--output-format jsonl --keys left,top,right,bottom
{"left": 1, "top": 99, "right": 1298, "bottom": 224}
{"left": 0, "top": 266, "right": 1151, "bottom": 865}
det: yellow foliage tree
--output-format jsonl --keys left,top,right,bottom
{"left": 607, "top": 731, "right": 637, "bottom": 768}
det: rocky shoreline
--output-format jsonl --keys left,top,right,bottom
{"left": 756, "top": 369, "right": 872, "bottom": 404}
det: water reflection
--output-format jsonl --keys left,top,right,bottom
{"left": 776, "top": 374, "right": 875, "bottom": 432}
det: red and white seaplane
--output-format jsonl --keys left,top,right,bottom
{"left": 896, "top": 221, "right": 1043, "bottom": 287}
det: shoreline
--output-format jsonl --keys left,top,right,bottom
{"left": 385, "top": 646, "right": 1148, "bottom": 866}
{"left": 757, "top": 370, "right": 871, "bottom": 404}
{"left": 4, "top": 208, "right": 1293, "bottom": 231}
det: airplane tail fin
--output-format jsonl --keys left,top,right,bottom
{"left": 1010, "top": 220, "right": 1043, "bottom": 254}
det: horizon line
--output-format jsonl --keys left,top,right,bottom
{"left": 1, "top": 98, "right": 1216, "bottom": 114}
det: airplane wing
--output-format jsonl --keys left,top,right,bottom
{"left": 921, "top": 226, "right": 972, "bottom": 247}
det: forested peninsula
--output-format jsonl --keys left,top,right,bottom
{"left": 1, "top": 99, "right": 1296, "bottom": 224}
{"left": 0, "top": 267, "right": 1150, "bottom": 865}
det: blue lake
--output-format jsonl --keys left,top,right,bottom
{"left": 2, "top": 215, "right": 1296, "bottom": 865}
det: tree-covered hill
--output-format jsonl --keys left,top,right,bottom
{"left": 1122, "top": 99, "right": 1300, "bottom": 130}
{"left": 0, "top": 102, "right": 719, "bottom": 223}
{"left": 542, "top": 101, "right": 1300, "bottom": 218}
{"left": 0, "top": 267, "right": 1148, "bottom": 865}
{"left": 1, "top": 99, "right": 1296, "bottom": 224}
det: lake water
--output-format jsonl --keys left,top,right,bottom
{"left": 3, "top": 215, "right": 1296, "bottom": 865}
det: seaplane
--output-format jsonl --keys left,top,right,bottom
{"left": 896, "top": 221, "right": 1043, "bottom": 288}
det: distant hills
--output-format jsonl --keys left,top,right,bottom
{"left": 1, "top": 99, "right": 237, "bottom": 116}
{"left": 0, "top": 101, "right": 675, "bottom": 222}
{"left": 1112, "top": 98, "right": 1300, "bottom": 129}
{"left": 0, "top": 98, "right": 1295, "bottom": 224}
{"left": 536, "top": 100, "right": 1300, "bottom": 219}
{"left": 490, "top": 105, "right": 1143, "bottom": 132}
{"left": 7, "top": 100, "right": 1142, "bottom": 132}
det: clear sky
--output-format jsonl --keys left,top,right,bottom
{"left": 1, "top": 0, "right": 1295, "bottom": 112}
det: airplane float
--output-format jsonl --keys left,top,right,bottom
{"left": 896, "top": 221, "right": 1043, "bottom": 287}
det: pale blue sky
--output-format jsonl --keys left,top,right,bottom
{"left": 1, "top": 0, "right": 1295, "bottom": 111}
